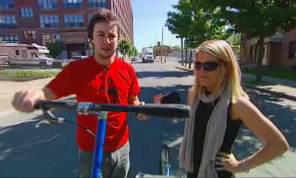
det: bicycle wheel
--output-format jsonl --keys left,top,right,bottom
{"left": 159, "top": 145, "right": 171, "bottom": 176}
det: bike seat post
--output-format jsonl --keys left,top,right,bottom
{"left": 91, "top": 111, "right": 108, "bottom": 178}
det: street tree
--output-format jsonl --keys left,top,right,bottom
{"left": 197, "top": 0, "right": 296, "bottom": 81}
{"left": 166, "top": 0, "right": 229, "bottom": 66}
{"left": 129, "top": 45, "right": 138, "bottom": 57}
{"left": 47, "top": 41, "right": 64, "bottom": 58}
{"left": 172, "top": 45, "right": 181, "bottom": 51}
{"left": 118, "top": 39, "right": 133, "bottom": 60}
{"left": 153, "top": 45, "right": 172, "bottom": 56}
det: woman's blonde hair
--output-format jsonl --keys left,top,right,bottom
{"left": 188, "top": 40, "right": 247, "bottom": 105}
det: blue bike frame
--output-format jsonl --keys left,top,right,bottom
{"left": 36, "top": 101, "right": 190, "bottom": 178}
{"left": 92, "top": 115, "right": 107, "bottom": 178}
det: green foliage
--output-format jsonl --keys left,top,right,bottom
{"left": 197, "top": 0, "right": 296, "bottom": 39}
{"left": 47, "top": 41, "right": 64, "bottom": 58}
{"left": 172, "top": 45, "right": 181, "bottom": 51}
{"left": 241, "top": 66, "right": 296, "bottom": 81}
{"left": 166, "top": 0, "right": 230, "bottom": 48}
{"left": 227, "top": 34, "right": 241, "bottom": 45}
{"left": 196, "top": 0, "right": 296, "bottom": 81}
{"left": 118, "top": 39, "right": 132, "bottom": 57}
{"left": 118, "top": 39, "right": 138, "bottom": 58}
{"left": 153, "top": 46, "right": 173, "bottom": 56}
{"left": 0, "top": 70, "right": 58, "bottom": 77}
{"left": 129, "top": 45, "right": 138, "bottom": 57}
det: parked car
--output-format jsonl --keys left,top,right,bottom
{"left": 71, "top": 55, "right": 89, "bottom": 61}
{"left": 142, "top": 55, "right": 154, "bottom": 63}
{"left": 0, "top": 42, "right": 54, "bottom": 68}
{"left": 66, "top": 55, "right": 89, "bottom": 65}
{"left": 131, "top": 56, "right": 140, "bottom": 61}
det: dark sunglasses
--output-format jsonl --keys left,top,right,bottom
{"left": 194, "top": 61, "right": 220, "bottom": 72}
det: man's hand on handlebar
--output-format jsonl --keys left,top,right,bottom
{"left": 11, "top": 89, "right": 45, "bottom": 113}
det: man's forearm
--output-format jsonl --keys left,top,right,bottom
{"left": 128, "top": 95, "right": 142, "bottom": 106}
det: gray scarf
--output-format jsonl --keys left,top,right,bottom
{"left": 179, "top": 87, "right": 230, "bottom": 177}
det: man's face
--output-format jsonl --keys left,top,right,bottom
{"left": 91, "top": 22, "right": 118, "bottom": 60}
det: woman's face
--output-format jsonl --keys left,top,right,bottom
{"left": 195, "top": 52, "right": 223, "bottom": 91}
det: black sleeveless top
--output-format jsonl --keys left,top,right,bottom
{"left": 188, "top": 99, "right": 241, "bottom": 178}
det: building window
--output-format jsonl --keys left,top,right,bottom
{"left": 111, "top": 0, "right": 114, "bottom": 10}
{"left": 88, "top": 13, "right": 93, "bottom": 23}
{"left": 63, "top": 0, "right": 83, "bottom": 9}
{"left": 38, "top": 0, "right": 58, "bottom": 9}
{"left": 64, "top": 14, "right": 84, "bottom": 27}
{"left": 40, "top": 15, "right": 59, "bottom": 28}
{"left": 22, "top": 50, "right": 27, "bottom": 58}
{"left": 0, "top": 16, "right": 17, "bottom": 28}
{"left": 20, "top": 8, "right": 34, "bottom": 18}
{"left": 289, "top": 41, "right": 296, "bottom": 59}
{"left": 88, "top": 0, "right": 106, "bottom": 8}
{"left": 42, "top": 34, "right": 61, "bottom": 46}
{"left": 15, "top": 50, "right": 20, "bottom": 55}
{"left": 24, "top": 30, "right": 36, "bottom": 39}
{"left": 0, "top": 35, "right": 19, "bottom": 43}
{"left": 0, "top": 0, "right": 14, "bottom": 9}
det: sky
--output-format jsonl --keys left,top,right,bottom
{"left": 131, "top": 0, "right": 180, "bottom": 52}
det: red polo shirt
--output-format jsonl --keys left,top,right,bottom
{"left": 46, "top": 56, "right": 140, "bottom": 152}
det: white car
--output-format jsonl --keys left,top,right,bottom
{"left": 142, "top": 55, "right": 154, "bottom": 63}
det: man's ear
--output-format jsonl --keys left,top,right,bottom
{"left": 89, "top": 38, "right": 94, "bottom": 48}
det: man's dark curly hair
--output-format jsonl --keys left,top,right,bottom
{"left": 88, "top": 8, "right": 120, "bottom": 40}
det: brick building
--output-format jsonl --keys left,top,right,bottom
{"left": 0, "top": 0, "right": 133, "bottom": 58}
{"left": 241, "top": 29, "right": 296, "bottom": 67}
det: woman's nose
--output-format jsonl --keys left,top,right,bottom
{"left": 198, "top": 66, "right": 207, "bottom": 74}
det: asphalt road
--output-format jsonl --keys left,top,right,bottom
{"left": 0, "top": 59, "right": 295, "bottom": 177}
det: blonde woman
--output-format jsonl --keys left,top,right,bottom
{"left": 179, "top": 40, "right": 289, "bottom": 177}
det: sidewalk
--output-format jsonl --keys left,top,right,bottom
{"left": 0, "top": 77, "right": 53, "bottom": 118}
{"left": 175, "top": 66, "right": 296, "bottom": 102}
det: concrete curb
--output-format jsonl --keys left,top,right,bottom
{"left": 175, "top": 66, "right": 296, "bottom": 102}
{"left": 0, "top": 76, "right": 50, "bottom": 82}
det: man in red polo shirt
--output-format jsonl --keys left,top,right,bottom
{"left": 12, "top": 8, "right": 146, "bottom": 178}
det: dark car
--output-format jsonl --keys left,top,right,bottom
{"left": 66, "top": 55, "right": 89, "bottom": 65}
{"left": 131, "top": 56, "right": 140, "bottom": 61}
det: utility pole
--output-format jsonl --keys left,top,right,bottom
{"left": 160, "top": 26, "right": 164, "bottom": 63}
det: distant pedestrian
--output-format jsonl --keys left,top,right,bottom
{"left": 179, "top": 40, "right": 289, "bottom": 177}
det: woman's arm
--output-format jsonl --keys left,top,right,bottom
{"left": 128, "top": 95, "right": 149, "bottom": 120}
{"left": 216, "top": 96, "right": 289, "bottom": 173}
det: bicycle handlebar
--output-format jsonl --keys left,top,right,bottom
{"left": 34, "top": 100, "right": 190, "bottom": 118}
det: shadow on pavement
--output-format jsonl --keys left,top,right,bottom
{"left": 0, "top": 110, "right": 78, "bottom": 177}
